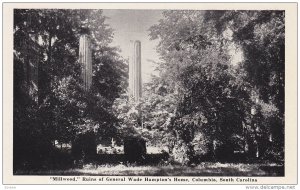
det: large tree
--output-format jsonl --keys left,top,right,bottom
{"left": 203, "top": 10, "right": 285, "bottom": 160}
{"left": 148, "top": 10, "right": 284, "bottom": 164}
{"left": 13, "top": 9, "right": 127, "bottom": 170}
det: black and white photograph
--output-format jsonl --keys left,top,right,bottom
{"left": 3, "top": 2, "right": 297, "bottom": 185}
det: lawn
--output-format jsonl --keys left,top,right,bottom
{"left": 15, "top": 162, "right": 284, "bottom": 176}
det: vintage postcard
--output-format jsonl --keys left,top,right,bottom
{"left": 2, "top": 2, "right": 297, "bottom": 185}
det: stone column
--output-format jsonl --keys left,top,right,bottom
{"left": 129, "top": 40, "right": 142, "bottom": 101}
{"left": 79, "top": 34, "right": 92, "bottom": 91}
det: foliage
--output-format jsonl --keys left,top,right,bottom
{"left": 204, "top": 10, "right": 285, "bottom": 160}
{"left": 148, "top": 10, "right": 284, "bottom": 164}
{"left": 13, "top": 9, "right": 126, "bottom": 170}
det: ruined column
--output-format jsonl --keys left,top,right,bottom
{"left": 79, "top": 34, "right": 92, "bottom": 91}
{"left": 129, "top": 40, "right": 142, "bottom": 101}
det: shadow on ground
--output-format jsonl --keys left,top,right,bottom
{"left": 14, "top": 162, "right": 284, "bottom": 176}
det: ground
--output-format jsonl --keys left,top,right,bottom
{"left": 15, "top": 162, "right": 284, "bottom": 176}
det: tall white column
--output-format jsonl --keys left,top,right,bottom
{"left": 79, "top": 34, "right": 92, "bottom": 91}
{"left": 129, "top": 40, "right": 142, "bottom": 101}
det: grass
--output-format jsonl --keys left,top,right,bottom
{"left": 15, "top": 162, "right": 284, "bottom": 176}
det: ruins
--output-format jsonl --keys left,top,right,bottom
{"left": 79, "top": 34, "right": 92, "bottom": 91}
{"left": 129, "top": 40, "right": 142, "bottom": 102}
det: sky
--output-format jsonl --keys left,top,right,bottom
{"left": 102, "top": 10, "right": 163, "bottom": 83}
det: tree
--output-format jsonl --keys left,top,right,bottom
{"left": 148, "top": 10, "right": 283, "bottom": 164}
{"left": 13, "top": 9, "right": 127, "bottom": 170}
{"left": 112, "top": 76, "right": 177, "bottom": 147}
{"left": 204, "top": 10, "right": 285, "bottom": 161}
